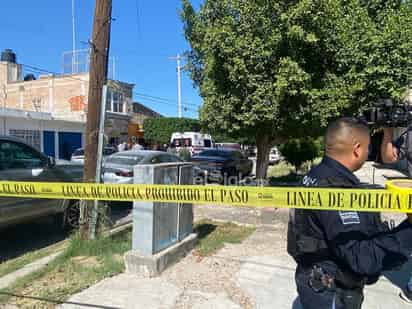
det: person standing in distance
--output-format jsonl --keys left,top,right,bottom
{"left": 288, "top": 117, "right": 412, "bottom": 309}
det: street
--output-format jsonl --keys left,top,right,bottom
{"left": 0, "top": 219, "right": 67, "bottom": 263}
{"left": 0, "top": 204, "right": 132, "bottom": 263}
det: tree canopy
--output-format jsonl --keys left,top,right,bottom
{"left": 143, "top": 117, "right": 200, "bottom": 145}
{"left": 181, "top": 0, "right": 412, "bottom": 178}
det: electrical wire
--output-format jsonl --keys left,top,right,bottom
{"left": 18, "top": 63, "right": 201, "bottom": 112}
{"left": 134, "top": 92, "right": 200, "bottom": 107}
{"left": 135, "top": 95, "right": 198, "bottom": 113}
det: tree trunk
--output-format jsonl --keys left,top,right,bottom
{"left": 256, "top": 134, "right": 271, "bottom": 180}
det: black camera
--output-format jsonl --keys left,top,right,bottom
{"left": 361, "top": 99, "right": 412, "bottom": 127}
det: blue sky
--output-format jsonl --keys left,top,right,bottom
{"left": 0, "top": 0, "right": 202, "bottom": 118}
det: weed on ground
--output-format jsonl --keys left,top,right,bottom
{"left": 194, "top": 220, "right": 255, "bottom": 256}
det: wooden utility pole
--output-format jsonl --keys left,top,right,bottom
{"left": 80, "top": 0, "right": 112, "bottom": 239}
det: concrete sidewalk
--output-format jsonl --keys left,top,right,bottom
{"left": 58, "top": 162, "right": 412, "bottom": 309}
{"left": 58, "top": 228, "right": 412, "bottom": 309}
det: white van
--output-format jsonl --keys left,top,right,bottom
{"left": 170, "top": 132, "right": 214, "bottom": 155}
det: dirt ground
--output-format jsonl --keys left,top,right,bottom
{"left": 158, "top": 205, "right": 289, "bottom": 308}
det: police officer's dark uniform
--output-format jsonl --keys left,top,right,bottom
{"left": 288, "top": 156, "right": 412, "bottom": 309}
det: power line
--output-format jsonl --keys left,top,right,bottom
{"left": 134, "top": 92, "right": 200, "bottom": 107}
{"left": 18, "top": 63, "right": 201, "bottom": 111}
{"left": 21, "top": 63, "right": 199, "bottom": 115}
{"left": 135, "top": 95, "right": 198, "bottom": 113}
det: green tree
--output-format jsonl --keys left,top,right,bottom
{"left": 181, "top": 0, "right": 412, "bottom": 179}
{"left": 209, "top": 130, "right": 254, "bottom": 145}
{"left": 279, "top": 138, "right": 321, "bottom": 172}
{"left": 143, "top": 117, "right": 200, "bottom": 145}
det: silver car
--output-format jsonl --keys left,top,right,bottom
{"left": 71, "top": 146, "right": 117, "bottom": 164}
{"left": 103, "top": 150, "right": 182, "bottom": 184}
{"left": 0, "top": 136, "right": 82, "bottom": 229}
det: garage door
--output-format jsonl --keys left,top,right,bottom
{"left": 43, "top": 131, "right": 55, "bottom": 157}
{"left": 58, "top": 132, "right": 82, "bottom": 160}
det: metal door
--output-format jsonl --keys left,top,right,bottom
{"left": 58, "top": 132, "right": 82, "bottom": 160}
{"left": 43, "top": 131, "right": 55, "bottom": 157}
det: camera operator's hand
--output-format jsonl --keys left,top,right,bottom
{"left": 381, "top": 128, "right": 398, "bottom": 163}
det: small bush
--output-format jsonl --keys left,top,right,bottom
{"left": 279, "top": 138, "right": 322, "bottom": 172}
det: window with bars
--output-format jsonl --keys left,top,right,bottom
{"left": 9, "top": 129, "right": 41, "bottom": 151}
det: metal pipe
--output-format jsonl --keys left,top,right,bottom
{"left": 89, "top": 84, "right": 108, "bottom": 239}
{"left": 72, "top": 0, "right": 77, "bottom": 73}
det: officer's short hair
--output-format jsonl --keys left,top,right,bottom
{"left": 325, "top": 117, "right": 369, "bottom": 154}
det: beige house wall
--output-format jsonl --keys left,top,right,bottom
{"left": 0, "top": 62, "right": 134, "bottom": 125}
{"left": 0, "top": 65, "right": 91, "bottom": 122}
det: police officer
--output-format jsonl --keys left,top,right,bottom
{"left": 287, "top": 117, "right": 412, "bottom": 309}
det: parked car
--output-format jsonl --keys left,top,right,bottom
{"left": 191, "top": 149, "right": 253, "bottom": 183}
{"left": 71, "top": 146, "right": 117, "bottom": 164}
{"left": 0, "top": 136, "right": 83, "bottom": 230}
{"left": 269, "top": 147, "right": 281, "bottom": 165}
{"left": 215, "top": 143, "right": 241, "bottom": 151}
{"left": 102, "top": 150, "right": 182, "bottom": 184}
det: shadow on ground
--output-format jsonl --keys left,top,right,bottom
{"left": 384, "top": 257, "right": 412, "bottom": 291}
{"left": 269, "top": 173, "right": 302, "bottom": 186}
{"left": 0, "top": 203, "right": 132, "bottom": 263}
{"left": 0, "top": 219, "right": 68, "bottom": 262}
{"left": 193, "top": 223, "right": 217, "bottom": 240}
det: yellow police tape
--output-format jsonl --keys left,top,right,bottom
{"left": 1, "top": 180, "right": 412, "bottom": 213}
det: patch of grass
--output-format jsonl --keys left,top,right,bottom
{"left": 0, "top": 241, "right": 66, "bottom": 279}
{"left": 267, "top": 161, "right": 301, "bottom": 185}
{"left": 194, "top": 220, "right": 255, "bottom": 256}
{"left": 267, "top": 158, "right": 322, "bottom": 185}
{"left": 0, "top": 229, "right": 132, "bottom": 308}
{"left": 267, "top": 161, "right": 294, "bottom": 178}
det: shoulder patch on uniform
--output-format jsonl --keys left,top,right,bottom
{"left": 302, "top": 175, "right": 317, "bottom": 186}
{"left": 339, "top": 211, "right": 360, "bottom": 225}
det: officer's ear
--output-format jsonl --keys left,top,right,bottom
{"left": 353, "top": 142, "right": 362, "bottom": 158}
